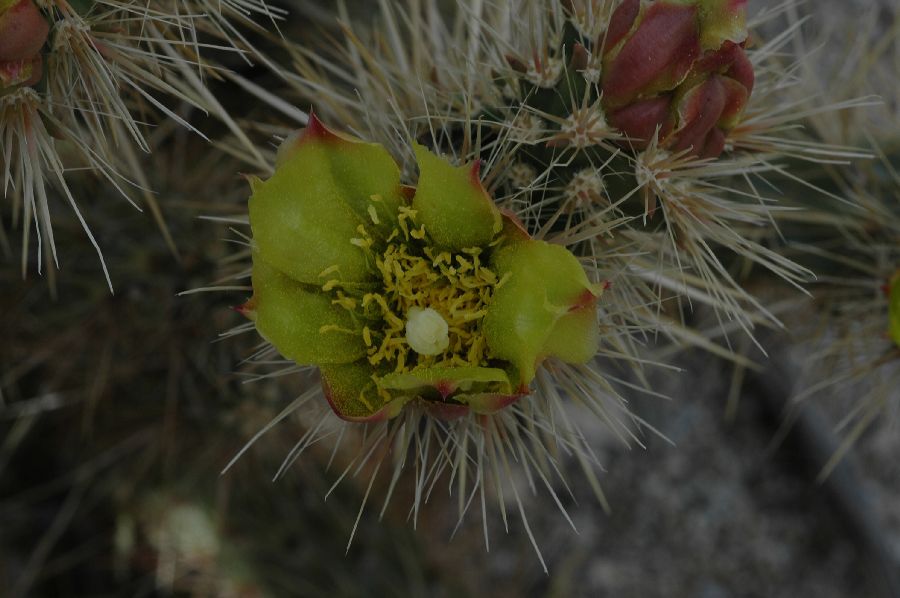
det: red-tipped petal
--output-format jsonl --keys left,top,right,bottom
{"left": 304, "top": 110, "right": 331, "bottom": 139}
{"left": 412, "top": 143, "right": 502, "bottom": 251}
{"left": 499, "top": 210, "right": 532, "bottom": 244}
{"left": 233, "top": 298, "right": 257, "bottom": 320}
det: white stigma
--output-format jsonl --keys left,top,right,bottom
{"left": 405, "top": 307, "right": 450, "bottom": 356}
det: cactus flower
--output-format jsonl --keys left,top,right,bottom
{"left": 601, "top": 0, "right": 753, "bottom": 157}
{"left": 240, "top": 115, "right": 603, "bottom": 422}
{"left": 0, "top": 0, "right": 48, "bottom": 90}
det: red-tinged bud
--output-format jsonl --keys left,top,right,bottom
{"left": 600, "top": 0, "right": 754, "bottom": 158}
{"left": 603, "top": 0, "right": 641, "bottom": 53}
{"left": 608, "top": 95, "right": 674, "bottom": 148}
{"left": 0, "top": 0, "right": 50, "bottom": 62}
{"left": 717, "top": 75, "right": 749, "bottom": 128}
{"left": 0, "top": 54, "right": 41, "bottom": 89}
{"left": 602, "top": 2, "right": 701, "bottom": 109}
{"left": 725, "top": 43, "right": 754, "bottom": 94}
{"left": 670, "top": 75, "right": 726, "bottom": 154}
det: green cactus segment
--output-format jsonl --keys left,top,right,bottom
{"left": 411, "top": 143, "right": 502, "bottom": 251}
{"left": 889, "top": 271, "right": 900, "bottom": 349}
{"left": 484, "top": 241, "right": 601, "bottom": 385}
{"left": 320, "top": 362, "right": 411, "bottom": 422}
{"left": 246, "top": 257, "right": 367, "bottom": 365}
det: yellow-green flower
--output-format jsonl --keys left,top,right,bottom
{"left": 240, "top": 115, "right": 603, "bottom": 422}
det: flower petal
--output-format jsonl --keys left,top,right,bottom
{"left": 378, "top": 366, "right": 512, "bottom": 398}
{"left": 671, "top": 74, "right": 726, "bottom": 155}
{"left": 250, "top": 114, "right": 403, "bottom": 285}
{"left": 412, "top": 144, "right": 502, "bottom": 250}
{"left": 541, "top": 300, "right": 601, "bottom": 365}
{"left": 320, "top": 362, "right": 411, "bottom": 422}
{"left": 241, "top": 256, "right": 367, "bottom": 365}
{"left": 696, "top": 0, "right": 747, "bottom": 50}
{"left": 484, "top": 240, "right": 601, "bottom": 385}
{"left": 280, "top": 113, "right": 404, "bottom": 228}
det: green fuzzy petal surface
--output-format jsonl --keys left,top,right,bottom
{"left": 484, "top": 240, "right": 600, "bottom": 385}
{"left": 320, "top": 361, "right": 410, "bottom": 422}
{"left": 249, "top": 256, "right": 367, "bottom": 365}
{"left": 250, "top": 116, "right": 404, "bottom": 285}
{"left": 411, "top": 143, "right": 502, "bottom": 251}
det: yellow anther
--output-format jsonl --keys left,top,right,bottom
{"left": 318, "top": 264, "right": 341, "bottom": 278}
{"left": 318, "top": 324, "right": 357, "bottom": 335}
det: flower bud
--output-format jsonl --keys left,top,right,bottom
{"left": 601, "top": 0, "right": 753, "bottom": 158}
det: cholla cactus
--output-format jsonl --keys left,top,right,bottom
{"left": 219, "top": 0, "right": 877, "bottom": 565}
{"left": 1, "top": 0, "right": 277, "bottom": 287}
{"left": 600, "top": 0, "right": 753, "bottom": 157}
{"left": 274, "top": 0, "right": 865, "bottom": 348}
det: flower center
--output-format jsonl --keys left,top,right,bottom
{"left": 319, "top": 200, "right": 503, "bottom": 376}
